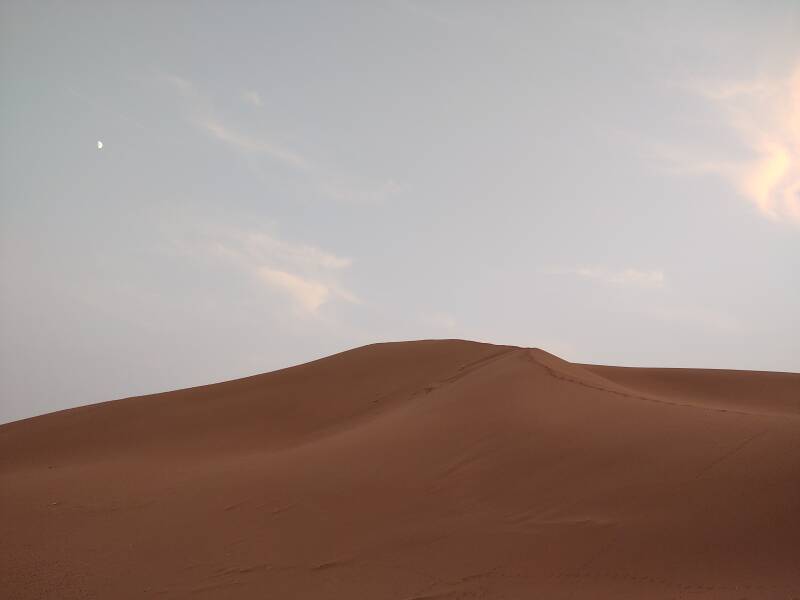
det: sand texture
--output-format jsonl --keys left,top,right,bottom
{"left": 2, "top": 340, "right": 799, "bottom": 598}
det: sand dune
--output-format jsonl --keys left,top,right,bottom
{"left": 2, "top": 340, "right": 799, "bottom": 599}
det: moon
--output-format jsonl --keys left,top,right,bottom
{"left": 97, "top": 140, "right": 103, "bottom": 150}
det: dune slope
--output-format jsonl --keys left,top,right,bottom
{"left": 2, "top": 340, "right": 799, "bottom": 599}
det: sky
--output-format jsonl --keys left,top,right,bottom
{"left": 1, "top": 1, "right": 799, "bottom": 423}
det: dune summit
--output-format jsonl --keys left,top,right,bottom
{"left": 1, "top": 339, "right": 799, "bottom": 599}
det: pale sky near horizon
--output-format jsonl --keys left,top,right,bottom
{"left": 1, "top": 1, "right": 799, "bottom": 423}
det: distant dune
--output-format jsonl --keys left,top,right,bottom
{"left": 2, "top": 340, "right": 799, "bottom": 599}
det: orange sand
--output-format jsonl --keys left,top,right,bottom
{"left": 2, "top": 340, "right": 799, "bottom": 598}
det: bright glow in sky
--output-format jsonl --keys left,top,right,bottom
{"left": 1, "top": 1, "right": 799, "bottom": 423}
{"left": 681, "top": 66, "right": 800, "bottom": 222}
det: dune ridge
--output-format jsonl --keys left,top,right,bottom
{"left": 2, "top": 339, "right": 799, "bottom": 599}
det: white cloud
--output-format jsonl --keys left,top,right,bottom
{"left": 171, "top": 223, "right": 358, "bottom": 316}
{"left": 257, "top": 267, "right": 330, "bottom": 313}
{"left": 254, "top": 268, "right": 361, "bottom": 315}
{"left": 545, "top": 266, "right": 666, "bottom": 289}
{"left": 665, "top": 65, "right": 800, "bottom": 224}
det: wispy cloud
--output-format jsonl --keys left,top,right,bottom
{"left": 201, "top": 119, "right": 309, "bottom": 168}
{"left": 171, "top": 223, "right": 358, "bottom": 316}
{"left": 257, "top": 267, "right": 332, "bottom": 313}
{"left": 162, "top": 74, "right": 309, "bottom": 170}
{"left": 209, "top": 230, "right": 352, "bottom": 271}
{"left": 664, "top": 65, "right": 800, "bottom": 224}
{"left": 241, "top": 90, "right": 263, "bottom": 107}
{"left": 544, "top": 266, "right": 666, "bottom": 289}
{"left": 161, "top": 74, "right": 400, "bottom": 205}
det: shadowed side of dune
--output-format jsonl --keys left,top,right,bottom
{"left": 582, "top": 363, "right": 800, "bottom": 416}
{"left": 1, "top": 340, "right": 799, "bottom": 599}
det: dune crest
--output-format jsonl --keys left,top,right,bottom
{"left": 2, "top": 339, "right": 799, "bottom": 599}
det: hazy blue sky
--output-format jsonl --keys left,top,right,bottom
{"left": 1, "top": 1, "right": 799, "bottom": 423}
